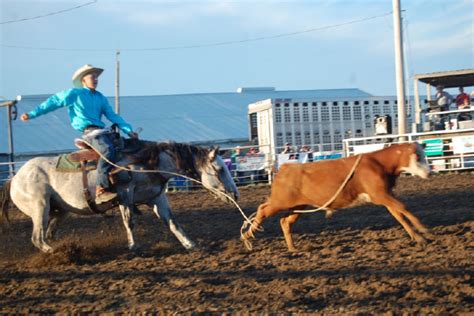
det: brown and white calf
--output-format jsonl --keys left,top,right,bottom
{"left": 242, "top": 142, "right": 431, "bottom": 251}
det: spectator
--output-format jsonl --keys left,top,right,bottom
{"left": 456, "top": 87, "right": 472, "bottom": 122}
{"left": 281, "top": 143, "right": 294, "bottom": 154}
{"left": 299, "top": 145, "right": 311, "bottom": 152}
{"left": 231, "top": 146, "right": 242, "bottom": 164}
{"left": 435, "top": 85, "right": 453, "bottom": 111}
{"left": 247, "top": 147, "right": 259, "bottom": 156}
{"left": 455, "top": 87, "right": 470, "bottom": 109}
{"left": 230, "top": 146, "right": 243, "bottom": 181}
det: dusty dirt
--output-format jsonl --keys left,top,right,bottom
{"left": 0, "top": 173, "right": 473, "bottom": 313}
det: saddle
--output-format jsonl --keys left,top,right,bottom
{"left": 69, "top": 137, "right": 142, "bottom": 164}
{"left": 65, "top": 135, "right": 142, "bottom": 214}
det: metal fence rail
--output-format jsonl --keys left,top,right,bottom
{"left": 343, "top": 128, "right": 474, "bottom": 172}
{"left": 2, "top": 131, "right": 472, "bottom": 189}
{"left": 0, "top": 142, "right": 342, "bottom": 189}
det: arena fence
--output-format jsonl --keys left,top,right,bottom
{"left": 2, "top": 130, "right": 472, "bottom": 189}
{"left": 343, "top": 128, "right": 474, "bottom": 172}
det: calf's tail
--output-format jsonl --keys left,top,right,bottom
{"left": 0, "top": 180, "right": 12, "bottom": 223}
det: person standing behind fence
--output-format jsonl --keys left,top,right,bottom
{"left": 281, "top": 143, "right": 294, "bottom": 154}
{"left": 247, "top": 147, "right": 259, "bottom": 156}
{"left": 20, "top": 64, "right": 138, "bottom": 204}
{"left": 455, "top": 87, "right": 470, "bottom": 109}
{"left": 435, "top": 85, "right": 453, "bottom": 111}
{"left": 230, "top": 146, "right": 243, "bottom": 179}
{"left": 299, "top": 145, "right": 311, "bottom": 152}
{"left": 231, "top": 146, "right": 242, "bottom": 164}
{"left": 456, "top": 87, "right": 472, "bottom": 122}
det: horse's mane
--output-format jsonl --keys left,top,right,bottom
{"left": 130, "top": 140, "right": 211, "bottom": 177}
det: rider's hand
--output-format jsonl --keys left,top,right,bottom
{"left": 128, "top": 132, "right": 139, "bottom": 139}
{"left": 20, "top": 113, "right": 29, "bottom": 121}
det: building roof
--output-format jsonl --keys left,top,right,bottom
{"left": 0, "top": 87, "right": 371, "bottom": 155}
{"left": 413, "top": 69, "right": 474, "bottom": 88}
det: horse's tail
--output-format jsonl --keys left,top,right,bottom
{"left": 0, "top": 180, "right": 12, "bottom": 223}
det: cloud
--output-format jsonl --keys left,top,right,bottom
{"left": 94, "top": 1, "right": 386, "bottom": 33}
{"left": 409, "top": 24, "right": 473, "bottom": 55}
{"left": 405, "top": 7, "right": 473, "bottom": 57}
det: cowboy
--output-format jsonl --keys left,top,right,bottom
{"left": 20, "top": 64, "right": 138, "bottom": 203}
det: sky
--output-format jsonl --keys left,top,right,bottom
{"left": 0, "top": 0, "right": 473, "bottom": 99}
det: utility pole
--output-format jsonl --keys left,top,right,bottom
{"left": 392, "top": 0, "right": 407, "bottom": 136}
{"left": 115, "top": 50, "right": 120, "bottom": 114}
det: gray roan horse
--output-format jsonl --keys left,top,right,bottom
{"left": 0, "top": 141, "right": 239, "bottom": 253}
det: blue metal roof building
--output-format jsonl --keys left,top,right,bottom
{"left": 0, "top": 87, "right": 371, "bottom": 155}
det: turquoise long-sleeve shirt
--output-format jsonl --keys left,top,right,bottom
{"left": 28, "top": 88, "right": 133, "bottom": 134}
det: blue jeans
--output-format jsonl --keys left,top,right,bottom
{"left": 84, "top": 132, "right": 116, "bottom": 190}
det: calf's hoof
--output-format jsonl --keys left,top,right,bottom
{"left": 417, "top": 226, "right": 429, "bottom": 234}
{"left": 413, "top": 234, "right": 427, "bottom": 246}
{"left": 287, "top": 247, "right": 298, "bottom": 253}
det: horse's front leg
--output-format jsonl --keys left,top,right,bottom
{"left": 117, "top": 187, "right": 137, "bottom": 250}
{"left": 150, "top": 193, "right": 196, "bottom": 250}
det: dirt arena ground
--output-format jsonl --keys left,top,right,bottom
{"left": 0, "top": 173, "right": 472, "bottom": 313}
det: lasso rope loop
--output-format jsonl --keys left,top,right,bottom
{"left": 80, "top": 139, "right": 254, "bottom": 226}
{"left": 294, "top": 154, "right": 363, "bottom": 214}
{"left": 239, "top": 211, "right": 264, "bottom": 251}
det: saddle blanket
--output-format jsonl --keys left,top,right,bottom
{"left": 56, "top": 154, "right": 96, "bottom": 172}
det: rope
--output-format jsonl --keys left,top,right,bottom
{"left": 239, "top": 211, "right": 264, "bottom": 251}
{"left": 293, "top": 154, "right": 363, "bottom": 214}
{"left": 79, "top": 138, "right": 254, "bottom": 227}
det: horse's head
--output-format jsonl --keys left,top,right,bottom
{"left": 199, "top": 147, "right": 240, "bottom": 202}
{"left": 399, "top": 142, "right": 431, "bottom": 179}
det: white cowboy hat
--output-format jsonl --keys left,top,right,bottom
{"left": 72, "top": 64, "right": 104, "bottom": 88}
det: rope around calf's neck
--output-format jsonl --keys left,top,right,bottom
{"left": 78, "top": 139, "right": 254, "bottom": 227}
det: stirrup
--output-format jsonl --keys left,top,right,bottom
{"left": 95, "top": 189, "right": 117, "bottom": 204}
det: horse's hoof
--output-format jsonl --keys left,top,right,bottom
{"left": 186, "top": 245, "right": 200, "bottom": 252}
{"left": 42, "top": 246, "right": 54, "bottom": 253}
{"left": 184, "top": 243, "right": 197, "bottom": 251}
